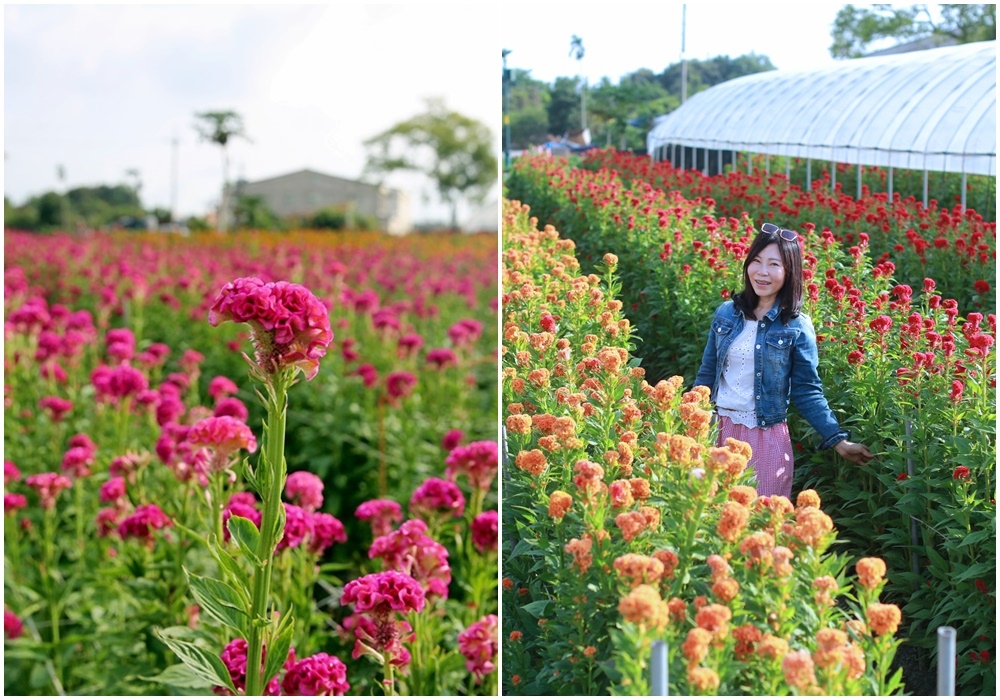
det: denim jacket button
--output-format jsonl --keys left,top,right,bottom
{"left": 756, "top": 344, "right": 761, "bottom": 349}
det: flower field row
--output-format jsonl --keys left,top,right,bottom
{"left": 536, "top": 148, "right": 997, "bottom": 314}
{"left": 4, "top": 229, "right": 499, "bottom": 695}
{"left": 504, "top": 154, "right": 996, "bottom": 695}
{"left": 501, "top": 199, "right": 910, "bottom": 695}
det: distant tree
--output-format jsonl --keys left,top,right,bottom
{"left": 193, "top": 110, "right": 250, "bottom": 233}
{"left": 569, "top": 34, "right": 587, "bottom": 131}
{"left": 233, "top": 194, "right": 283, "bottom": 231}
{"left": 547, "top": 76, "right": 582, "bottom": 137}
{"left": 509, "top": 69, "right": 551, "bottom": 148}
{"left": 364, "top": 99, "right": 496, "bottom": 231}
{"left": 831, "top": 4, "right": 996, "bottom": 58}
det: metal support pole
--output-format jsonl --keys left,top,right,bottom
{"left": 765, "top": 153, "right": 770, "bottom": 175}
{"left": 680, "top": 144, "right": 685, "bottom": 171}
{"left": 718, "top": 148, "right": 722, "bottom": 176}
{"left": 747, "top": 152, "right": 752, "bottom": 175}
{"left": 923, "top": 168, "right": 929, "bottom": 208}
{"left": 651, "top": 640, "right": 668, "bottom": 696}
{"left": 806, "top": 159, "right": 812, "bottom": 192}
{"left": 960, "top": 170, "right": 967, "bottom": 213}
{"left": 785, "top": 156, "right": 790, "bottom": 182}
{"left": 937, "top": 626, "right": 956, "bottom": 696}
{"left": 857, "top": 156, "right": 863, "bottom": 200}
{"left": 831, "top": 160, "right": 836, "bottom": 191}
{"left": 888, "top": 165, "right": 893, "bottom": 202}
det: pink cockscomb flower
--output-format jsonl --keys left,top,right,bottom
{"left": 276, "top": 503, "right": 314, "bottom": 551}
{"left": 369, "top": 519, "right": 452, "bottom": 599}
{"left": 457, "top": 614, "right": 498, "bottom": 682}
{"left": 441, "top": 429, "right": 465, "bottom": 451}
{"left": 95, "top": 507, "right": 122, "bottom": 537}
{"left": 214, "top": 396, "right": 249, "bottom": 422}
{"left": 471, "top": 510, "right": 499, "bottom": 553}
{"left": 187, "top": 416, "right": 257, "bottom": 472}
{"left": 61, "top": 445, "right": 95, "bottom": 478}
{"left": 354, "top": 363, "right": 379, "bottom": 388}
{"left": 426, "top": 347, "right": 458, "bottom": 369}
{"left": 342, "top": 570, "right": 426, "bottom": 614}
{"left": 4, "top": 461, "right": 21, "bottom": 486}
{"left": 445, "top": 441, "right": 498, "bottom": 492}
{"left": 410, "top": 477, "right": 466, "bottom": 519}
{"left": 209, "top": 277, "right": 333, "bottom": 381}
{"left": 285, "top": 471, "right": 324, "bottom": 512}
{"left": 385, "top": 371, "right": 417, "bottom": 401}
{"left": 209, "top": 375, "right": 240, "bottom": 400}
{"left": 26, "top": 472, "right": 73, "bottom": 509}
{"left": 281, "top": 653, "right": 350, "bottom": 696}
{"left": 39, "top": 396, "right": 73, "bottom": 422}
{"left": 99, "top": 476, "right": 127, "bottom": 507}
{"left": 215, "top": 638, "right": 289, "bottom": 696}
{"left": 355, "top": 499, "right": 403, "bottom": 538}
{"left": 4, "top": 610, "right": 23, "bottom": 640}
{"left": 4, "top": 493, "right": 28, "bottom": 516}
{"left": 397, "top": 333, "right": 424, "bottom": 358}
{"left": 68, "top": 433, "right": 97, "bottom": 453}
{"left": 222, "top": 501, "right": 262, "bottom": 542}
{"left": 448, "top": 319, "right": 484, "bottom": 347}
{"left": 117, "top": 504, "right": 173, "bottom": 543}
{"left": 309, "top": 512, "right": 347, "bottom": 555}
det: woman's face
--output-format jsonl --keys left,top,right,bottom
{"left": 747, "top": 243, "right": 786, "bottom": 301}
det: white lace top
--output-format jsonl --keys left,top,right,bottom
{"left": 717, "top": 320, "right": 758, "bottom": 428}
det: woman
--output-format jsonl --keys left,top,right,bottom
{"left": 694, "top": 223, "right": 873, "bottom": 498}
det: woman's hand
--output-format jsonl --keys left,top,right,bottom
{"left": 834, "top": 440, "right": 875, "bottom": 465}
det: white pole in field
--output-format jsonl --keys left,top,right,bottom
{"left": 651, "top": 640, "right": 668, "bottom": 696}
{"left": 937, "top": 626, "right": 956, "bottom": 696}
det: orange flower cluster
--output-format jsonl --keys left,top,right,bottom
{"left": 653, "top": 549, "right": 679, "bottom": 580}
{"left": 790, "top": 506, "right": 835, "bottom": 547}
{"left": 657, "top": 432, "right": 703, "bottom": 465}
{"left": 767, "top": 494, "right": 795, "bottom": 518}
{"left": 646, "top": 376, "right": 685, "bottom": 410}
{"left": 608, "top": 479, "right": 635, "bottom": 509}
{"left": 782, "top": 649, "right": 817, "bottom": 691}
{"left": 532, "top": 413, "right": 557, "bottom": 433}
{"left": 678, "top": 402, "right": 712, "bottom": 439}
{"left": 618, "top": 584, "right": 669, "bottom": 630}
{"left": 812, "top": 628, "right": 847, "bottom": 668}
{"left": 528, "top": 368, "right": 550, "bottom": 388}
{"left": 796, "top": 489, "right": 822, "bottom": 509}
{"left": 613, "top": 553, "right": 665, "bottom": 588}
{"left": 739, "top": 531, "right": 776, "bottom": 568}
{"left": 529, "top": 331, "right": 555, "bottom": 353}
{"left": 614, "top": 507, "right": 659, "bottom": 542}
{"left": 707, "top": 445, "right": 749, "bottom": 478}
{"left": 628, "top": 477, "right": 650, "bottom": 501}
{"left": 687, "top": 667, "right": 720, "bottom": 693}
{"left": 812, "top": 576, "right": 839, "bottom": 608}
{"left": 668, "top": 596, "right": 687, "bottom": 623}
{"left": 733, "top": 624, "right": 763, "bottom": 661}
{"left": 695, "top": 603, "right": 732, "bottom": 642}
{"left": 716, "top": 500, "right": 751, "bottom": 542}
{"left": 565, "top": 535, "right": 593, "bottom": 573}
{"left": 548, "top": 490, "right": 572, "bottom": 520}
{"left": 772, "top": 546, "right": 794, "bottom": 577}
{"left": 572, "top": 459, "right": 605, "bottom": 497}
{"left": 855, "top": 556, "right": 887, "bottom": 590}
{"left": 867, "top": 602, "right": 902, "bottom": 636}
{"left": 597, "top": 347, "right": 626, "bottom": 374}
{"left": 505, "top": 414, "right": 532, "bottom": 434}
{"left": 758, "top": 633, "right": 790, "bottom": 661}
{"left": 711, "top": 577, "right": 740, "bottom": 602}
{"left": 515, "top": 449, "right": 548, "bottom": 477}
{"left": 682, "top": 627, "right": 713, "bottom": 669}
{"left": 728, "top": 484, "right": 758, "bottom": 507}
{"left": 706, "top": 554, "right": 729, "bottom": 581}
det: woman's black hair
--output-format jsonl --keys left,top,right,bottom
{"left": 731, "top": 228, "right": 803, "bottom": 324}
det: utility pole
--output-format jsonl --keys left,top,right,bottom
{"left": 681, "top": 4, "right": 688, "bottom": 104}
{"left": 502, "top": 49, "right": 512, "bottom": 166}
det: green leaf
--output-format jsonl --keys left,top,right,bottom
{"left": 262, "top": 613, "right": 295, "bottom": 688}
{"left": 521, "top": 600, "right": 552, "bottom": 618}
{"left": 511, "top": 539, "right": 545, "bottom": 557}
{"left": 227, "top": 516, "right": 264, "bottom": 567}
{"left": 140, "top": 663, "right": 214, "bottom": 689}
{"left": 155, "top": 629, "right": 235, "bottom": 694}
{"left": 185, "top": 570, "right": 249, "bottom": 634}
{"left": 211, "top": 538, "right": 251, "bottom": 598}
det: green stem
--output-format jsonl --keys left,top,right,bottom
{"left": 245, "top": 372, "right": 289, "bottom": 696}
{"left": 382, "top": 655, "right": 396, "bottom": 695}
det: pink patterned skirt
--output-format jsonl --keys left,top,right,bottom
{"left": 716, "top": 415, "right": 794, "bottom": 499}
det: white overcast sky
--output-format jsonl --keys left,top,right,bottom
{"left": 5, "top": 2, "right": 915, "bottom": 226}
{"left": 4, "top": 3, "right": 501, "bottom": 226}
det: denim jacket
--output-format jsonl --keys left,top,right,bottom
{"left": 694, "top": 300, "right": 848, "bottom": 450}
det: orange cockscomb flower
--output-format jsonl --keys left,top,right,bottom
{"left": 515, "top": 449, "right": 547, "bottom": 477}
{"left": 583, "top": 645, "right": 597, "bottom": 658}
{"left": 739, "top": 531, "right": 776, "bottom": 568}
{"left": 733, "top": 624, "right": 763, "bottom": 661}
{"left": 793, "top": 506, "right": 834, "bottom": 547}
{"left": 768, "top": 495, "right": 795, "bottom": 518}
{"left": 527, "top": 368, "right": 550, "bottom": 387}
{"left": 505, "top": 414, "right": 533, "bottom": 434}
{"left": 728, "top": 485, "right": 758, "bottom": 507}
{"left": 855, "top": 557, "right": 887, "bottom": 590}
{"left": 614, "top": 553, "right": 665, "bottom": 589}
{"left": 688, "top": 667, "right": 720, "bottom": 693}
{"left": 654, "top": 549, "right": 679, "bottom": 580}
{"left": 723, "top": 436, "right": 752, "bottom": 460}
{"left": 682, "top": 627, "right": 713, "bottom": 669}
{"left": 772, "top": 546, "right": 794, "bottom": 577}
{"left": 708, "top": 445, "right": 749, "bottom": 478}
{"left": 509, "top": 630, "right": 523, "bottom": 642}
{"left": 548, "top": 490, "right": 573, "bottom": 520}
{"left": 507, "top": 402, "right": 525, "bottom": 414}
{"left": 695, "top": 603, "right": 732, "bottom": 641}
{"left": 609, "top": 480, "right": 635, "bottom": 510}
{"left": 758, "top": 634, "right": 789, "bottom": 661}
{"left": 717, "top": 501, "right": 751, "bottom": 542}
{"left": 678, "top": 402, "right": 712, "bottom": 439}
{"left": 618, "top": 584, "right": 669, "bottom": 630}
{"left": 667, "top": 597, "right": 687, "bottom": 623}
{"left": 629, "top": 478, "right": 651, "bottom": 502}
{"left": 706, "top": 554, "right": 729, "bottom": 582}
{"left": 537, "top": 435, "right": 560, "bottom": 452}
{"left": 649, "top": 376, "right": 685, "bottom": 410}
{"left": 596, "top": 347, "right": 625, "bottom": 374}
{"left": 639, "top": 505, "right": 660, "bottom": 530}
{"left": 531, "top": 413, "right": 557, "bottom": 434}
{"left": 565, "top": 535, "right": 593, "bottom": 573}
{"left": 867, "top": 603, "right": 902, "bottom": 636}
{"left": 782, "top": 650, "right": 817, "bottom": 691}
{"left": 615, "top": 510, "right": 649, "bottom": 542}
{"left": 813, "top": 628, "right": 847, "bottom": 668}
{"left": 552, "top": 416, "right": 576, "bottom": 440}
{"left": 812, "top": 576, "right": 839, "bottom": 607}
{"left": 842, "top": 643, "right": 866, "bottom": 679}
{"left": 712, "top": 577, "right": 740, "bottom": 603}
{"left": 796, "top": 489, "right": 821, "bottom": 509}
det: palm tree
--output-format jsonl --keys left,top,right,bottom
{"left": 193, "top": 110, "right": 249, "bottom": 232}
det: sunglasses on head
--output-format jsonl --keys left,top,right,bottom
{"left": 761, "top": 222, "right": 798, "bottom": 242}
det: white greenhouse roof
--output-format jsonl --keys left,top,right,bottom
{"left": 647, "top": 41, "right": 996, "bottom": 176}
